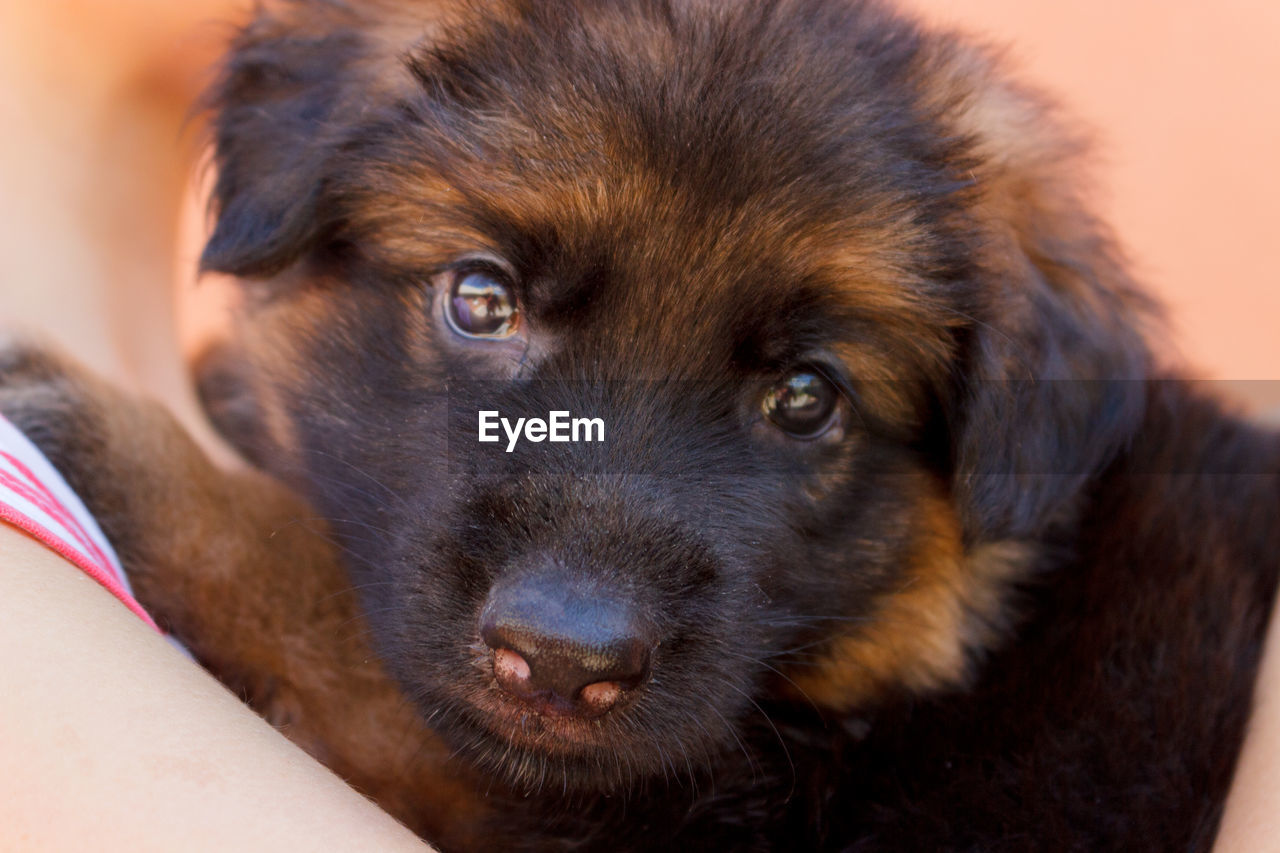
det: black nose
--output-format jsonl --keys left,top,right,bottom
{"left": 480, "top": 573, "right": 653, "bottom": 717}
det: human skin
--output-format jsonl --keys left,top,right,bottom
{"left": 1213, "top": 597, "right": 1280, "bottom": 851}
{"left": 0, "top": 523, "right": 433, "bottom": 852}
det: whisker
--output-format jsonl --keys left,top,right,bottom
{"left": 704, "top": 701, "right": 760, "bottom": 784}
{"left": 718, "top": 678, "right": 795, "bottom": 798}
{"left": 291, "top": 452, "right": 413, "bottom": 514}
{"left": 721, "top": 648, "right": 822, "bottom": 714}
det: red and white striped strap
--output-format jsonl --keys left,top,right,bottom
{"left": 0, "top": 412, "right": 159, "bottom": 632}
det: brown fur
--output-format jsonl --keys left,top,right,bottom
{"left": 789, "top": 481, "right": 1027, "bottom": 709}
{"left": 3, "top": 1, "right": 1278, "bottom": 849}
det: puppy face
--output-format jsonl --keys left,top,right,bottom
{"left": 198, "top": 0, "right": 1149, "bottom": 791}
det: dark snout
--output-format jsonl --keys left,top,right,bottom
{"left": 480, "top": 570, "right": 655, "bottom": 718}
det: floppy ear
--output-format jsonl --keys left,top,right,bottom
{"left": 201, "top": 3, "right": 378, "bottom": 277}
{"left": 930, "top": 44, "right": 1155, "bottom": 543}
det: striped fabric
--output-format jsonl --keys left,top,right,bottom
{"left": 0, "top": 413, "right": 158, "bottom": 631}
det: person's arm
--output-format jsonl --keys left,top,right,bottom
{"left": 1214, "top": 587, "right": 1280, "bottom": 851}
{"left": 0, "top": 524, "right": 432, "bottom": 852}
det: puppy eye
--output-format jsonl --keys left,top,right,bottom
{"left": 762, "top": 370, "right": 839, "bottom": 438}
{"left": 445, "top": 268, "right": 520, "bottom": 339}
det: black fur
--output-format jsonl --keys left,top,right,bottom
{"left": 193, "top": 0, "right": 1280, "bottom": 848}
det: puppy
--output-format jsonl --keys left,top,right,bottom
{"left": 3, "top": 0, "right": 1278, "bottom": 849}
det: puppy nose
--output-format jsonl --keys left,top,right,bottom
{"left": 480, "top": 574, "right": 652, "bottom": 717}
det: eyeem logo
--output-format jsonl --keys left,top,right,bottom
{"left": 478, "top": 411, "right": 606, "bottom": 452}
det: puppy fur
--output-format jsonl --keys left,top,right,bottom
{"left": 3, "top": 0, "right": 1277, "bottom": 849}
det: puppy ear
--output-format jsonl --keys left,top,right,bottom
{"left": 201, "top": 4, "right": 373, "bottom": 277}
{"left": 931, "top": 44, "right": 1155, "bottom": 543}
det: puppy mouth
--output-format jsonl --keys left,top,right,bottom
{"left": 470, "top": 692, "right": 628, "bottom": 751}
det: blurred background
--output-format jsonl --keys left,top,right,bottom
{"left": 1, "top": 0, "right": 1277, "bottom": 439}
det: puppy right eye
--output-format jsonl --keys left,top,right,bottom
{"left": 445, "top": 269, "right": 520, "bottom": 339}
{"left": 762, "top": 369, "right": 839, "bottom": 438}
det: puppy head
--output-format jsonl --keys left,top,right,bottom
{"left": 197, "top": 0, "right": 1151, "bottom": 790}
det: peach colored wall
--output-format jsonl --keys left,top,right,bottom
{"left": 905, "top": 0, "right": 1280, "bottom": 381}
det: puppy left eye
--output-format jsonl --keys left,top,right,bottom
{"left": 762, "top": 370, "right": 839, "bottom": 438}
{"left": 445, "top": 268, "right": 520, "bottom": 339}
